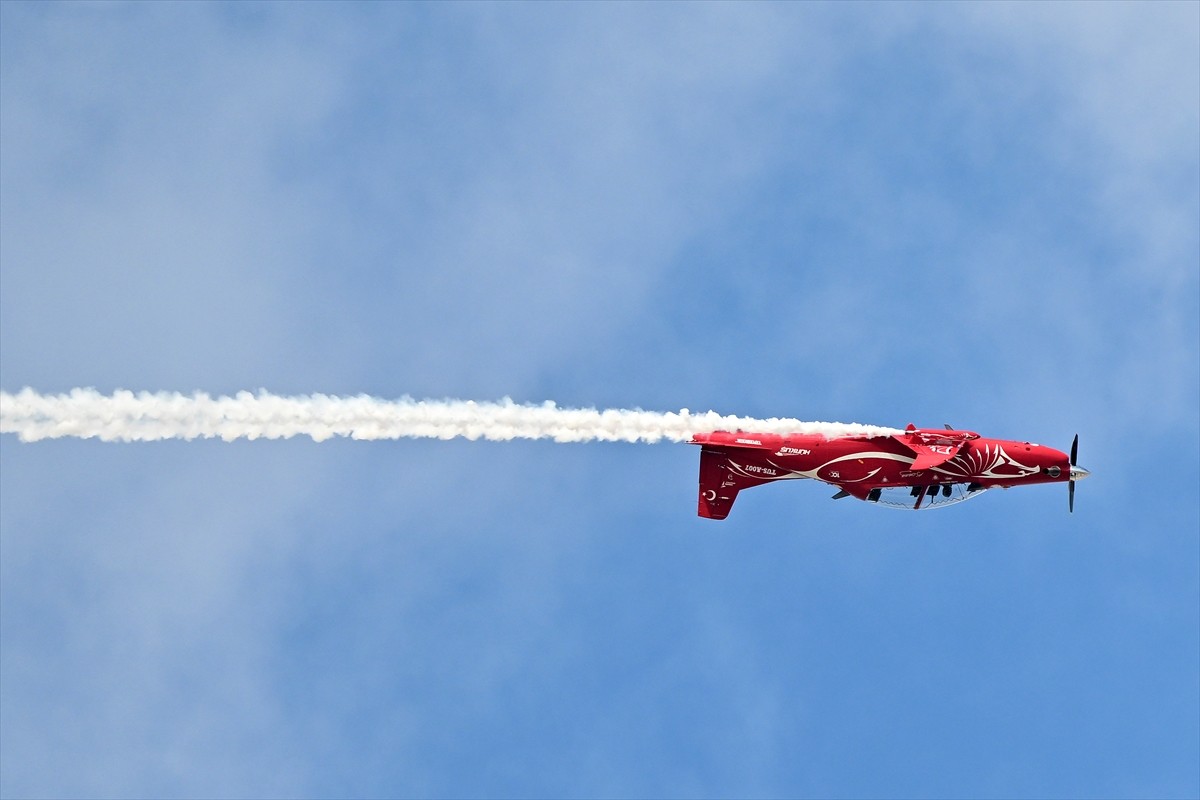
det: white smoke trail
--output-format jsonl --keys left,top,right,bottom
{"left": 0, "top": 388, "right": 903, "bottom": 444}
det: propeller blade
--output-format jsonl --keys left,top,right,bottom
{"left": 1068, "top": 434, "right": 1079, "bottom": 513}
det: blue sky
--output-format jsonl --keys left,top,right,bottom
{"left": 1, "top": 3, "right": 1197, "bottom": 798}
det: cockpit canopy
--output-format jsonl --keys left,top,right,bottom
{"left": 869, "top": 482, "right": 991, "bottom": 510}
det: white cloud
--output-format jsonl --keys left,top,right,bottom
{"left": 1, "top": 3, "right": 1196, "bottom": 797}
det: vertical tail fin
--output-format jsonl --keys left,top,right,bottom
{"left": 698, "top": 446, "right": 772, "bottom": 520}
{"left": 698, "top": 446, "right": 738, "bottom": 519}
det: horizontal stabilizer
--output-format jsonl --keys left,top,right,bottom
{"left": 830, "top": 482, "right": 873, "bottom": 501}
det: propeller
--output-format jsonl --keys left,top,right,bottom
{"left": 1069, "top": 435, "right": 1077, "bottom": 513}
{"left": 1067, "top": 435, "right": 1091, "bottom": 512}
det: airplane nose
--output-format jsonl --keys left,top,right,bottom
{"left": 1070, "top": 465, "right": 1091, "bottom": 481}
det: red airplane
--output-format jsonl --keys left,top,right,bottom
{"left": 691, "top": 424, "right": 1090, "bottom": 518}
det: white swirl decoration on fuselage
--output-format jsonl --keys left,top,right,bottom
{"left": 726, "top": 451, "right": 915, "bottom": 483}
{"left": 931, "top": 443, "right": 1039, "bottom": 481}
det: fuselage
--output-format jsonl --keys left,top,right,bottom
{"left": 691, "top": 426, "right": 1083, "bottom": 515}
{"left": 693, "top": 429, "right": 1070, "bottom": 489}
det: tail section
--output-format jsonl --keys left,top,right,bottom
{"left": 697, "top": 446, "right": 771, "bottom": 520}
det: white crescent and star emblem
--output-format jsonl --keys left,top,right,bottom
{"left": 702, "top": 489, "right": 717, "bottom": 501}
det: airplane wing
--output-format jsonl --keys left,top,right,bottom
{"left": 901, "top": 440, "right": 964, "bottom": 471}
{"left": 891, "top": 426, "right": 973, "bottom": 471}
